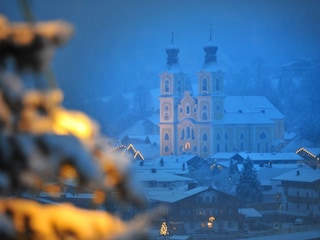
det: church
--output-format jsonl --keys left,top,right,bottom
{"left": 159, "top": 31, "right": 285, "bottom": 158}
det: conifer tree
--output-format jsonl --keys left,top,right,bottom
{"left": 236, "top": 158, "right": 262, "bottom": 203}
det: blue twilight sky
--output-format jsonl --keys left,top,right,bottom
{"left": 1, "top": 0, "right": 320, "bottom": 104}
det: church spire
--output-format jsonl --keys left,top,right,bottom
{"left": 166, "top": 30, "right": 179, "bottom": 70}
{"left": 204, "top": 24, "right": 218, "bottom": 66}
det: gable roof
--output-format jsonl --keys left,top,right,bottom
{"left": 272, "top": 167, "right": 320, "bottom": 183}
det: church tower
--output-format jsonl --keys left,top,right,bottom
{"left": 159, "top": 32, "right": 184, "bottom": 155}
{"left": 197, "top": 26, "right": 225, "bottom": 157}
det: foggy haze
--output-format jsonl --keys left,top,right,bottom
{"left": 1, "top": 0, "right": 320, "bottom": 103}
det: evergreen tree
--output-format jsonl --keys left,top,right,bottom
{"left": 236, "top": 158, "right": 262, "bottom": 203}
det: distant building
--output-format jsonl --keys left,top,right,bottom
{"left": 296, "top": 147, "right": 320, "bottom": 168}
{"left": 273, "top": 167, "right": 320, "bottom": 219}
{"left": 159, "top": 31, "right": 285, "bottom": 158}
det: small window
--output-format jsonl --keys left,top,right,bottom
{"left": 203, "top": 146, "right": 208, "bottom": 153}
{"left": 202, "top": 112, "right": 207, "bottom": 120}
{"left": 164, "top": 133, "right": 169, "bottom": 141}
{"left": 216, "top": 78, "right": 220, "bottom": 91}
{"left": 186, "top": 106, "right": 190, "bottom": 114}
{"left": 260, "top": 132, "right": 267, "bottom": 139}
{"left": 203, "top": 78, "right": 207, "bottom": 91}
{"left": 164, "top": 146, "right": 169, "bottom": 152}
{"left": 203, "top": 133, "right": 208, "bottom": 141}
{"left": 165, "top": 80, "right": 169, "bottom": 92}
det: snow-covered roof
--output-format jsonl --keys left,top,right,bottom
{"left": 238, "top": 208, "right": 262, "bottom": 218}
{"left": 131, "top": 154, "right": 193, "bottom": 175}
{"left": 129, "top": 143, "right": 159, "bottom": 160}
{"left": 224, "top": 96, "right": 283, "bottom": 120}
{"left": 211, "top": 152, "right": 238, "bottom": 160}
{"left": 133, "top": 171, "right": 194, "bottom": 183}
{"left": 117, "top": 119, "right": 146, "bottom": 139}
{"left": 272, "top": 167, "right": 320, "bottom": 183}
{"left": 238, "top": 152, "right": 304, "bottom": 162}
{"left": 297, "top": 147, "right": 320, "bottom": 157}
{"left": 146, "top": 185, "right": 208, "bottom": 203}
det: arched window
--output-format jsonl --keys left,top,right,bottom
{"left": 203, "top": 146, "right": 208, "bottom": 153}
{"left": 181, "top": 129, "right": 185, "bottom": 140}
{"left": 203, "top": 133, "right": 208, "bottom": 141}
{"left": 260, "top": 132, "right": 267, "bottom": 139}
{"left": 240, "top": 133, "right": 244, "bottom": 140}
{"left": 187, "top": 127, "right": 190, "bottom": 139}
{"left": 216, "top": 79, "right": 220, "bottom": 91}
{"left": 202, "top": 105, "right": 207, "bottom": 110}
{"left": 203, "top": 78, "right": 207, "bottom": 91}
{"left": 192, "top": 129, "right": 195, "bottom": 140}
{"left": 165, "top": 80, "right": 169, "bottom": 92}
{"left": 185, "top": 142, "right": 191, "bottom": 150}
{"left": 216, "top": 133, "right": 220, "bottom": 140}
{"left": 164, "top": 113, "right": 169, "bottom": 120}
{"left": 186, "top": 106, "right": 190, "bottom": 114}
{"left": 164, "top": 133, "right": 169, "bottom": 141}
{"left": 164, "top": 146, "right": 169, "bottom": 152}
{"left": 202, "top": 112, "right": 207, "bottom": 120}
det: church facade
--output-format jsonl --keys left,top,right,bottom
{"left": 159, "top": 33, "right": 285, "bottom": 158}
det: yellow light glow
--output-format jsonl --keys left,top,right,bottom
{"left": 0, "top": 199, "right": 128, "bottom": 239}
{"left": 59, "top": 164, "right": 78, "bottom": 179}
{"left": 52, "top": 108, "right": 97, "bottom": 140}
{"left": 93, "top": 190, "right": 106, "bottom": 204}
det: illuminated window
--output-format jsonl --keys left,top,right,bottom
{"left": 185, "top": 142, "right": 191, "bottom": 150}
